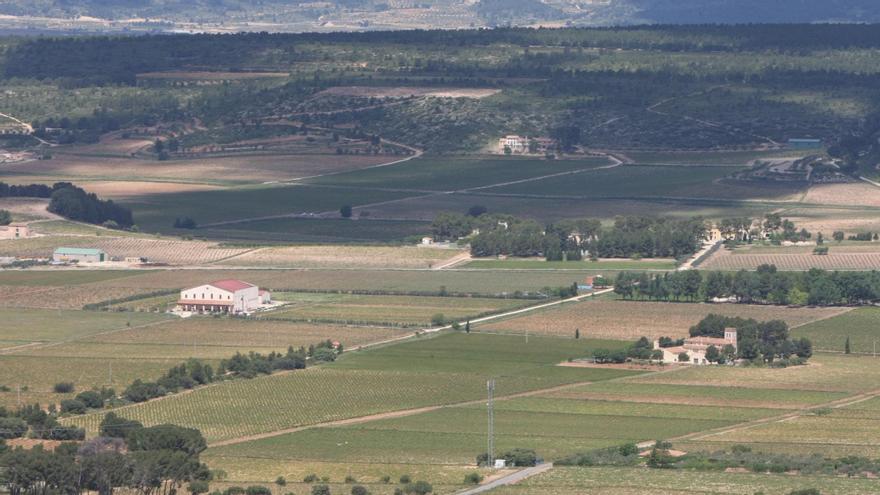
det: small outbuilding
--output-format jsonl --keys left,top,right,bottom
{"left": 0, "top": 222, "right": 29, "bottom": 240}
{"left": 53, "top": 247, "right": 107, "bottom": 263}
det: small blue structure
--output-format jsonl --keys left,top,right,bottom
{"left": 787, "top": 138, "right": 823, "bottom": 150}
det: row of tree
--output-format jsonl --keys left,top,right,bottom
{"left": 615, "top": 265, "right": 880, "bottom": 306}
{"left": 0, "top": 181, "right": 135, "bottom": 228}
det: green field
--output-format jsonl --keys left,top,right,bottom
{"left": 0, "top": 308, "right": 170, "bottom": 343}
{"left": 126, "top": 185, "right": 415, "bottom": 232}
{"left": 199, "top": 218, "right": 431, "bottom": 243}
{"left": 0, "top": 270, "right": 147, "bottom": 286}
{"left": 793, "top": 307, "right": 880, "bottom": 353}
{"left": 65, "top": 334, "right": 639, "bottom": 441}
{"left": 309, "top": 156, "right": 610, "bottom": 192}
{"left": 265, "top": 293, "right": 530, "bottom": 326}
{"left": 461, "top": 259, "right": 677, "bottom": 270}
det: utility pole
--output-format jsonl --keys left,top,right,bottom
{"left": 16, "top": 384, "right": 21, "bottom": 408}
{"left": 487, "top": 379, "right": 495, "bottom": 468}
{"left": 108, "top": 362, "right": 113, "bottom": 386}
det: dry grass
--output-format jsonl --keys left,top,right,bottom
{"left": 0, "top": 198, "right": 56, "bottom": 221}
{"left": 218, "top": 245, "right": 464, "bottom": 269}
{"left": 478, "top": 299, "right": 847, "bottom": 341}
{"left": 0, "top": 284, "right": 154, "bottom": 309}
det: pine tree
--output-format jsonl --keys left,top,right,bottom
{"left": 845, "top": 336, "right": 851, "bottom": 354}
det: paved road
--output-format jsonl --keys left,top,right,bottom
{"left": 456, "top": 463, "right": 554, "bottom": 495}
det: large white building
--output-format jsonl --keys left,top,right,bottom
{"left": 177, "top": 280, "right": 270, "bottom": 314}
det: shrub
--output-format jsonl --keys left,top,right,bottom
{"left": 312, "top": 348, "right": 337, "bottom": 362}
{"left": 399, "top": 475, "right": 411, "bottom": 484}
{"left": 245, "top": 487, "right": 272, "bottom": 495}
{"left": 0, "top": 417, "right": 28, "bottom": 439}
{"left": 188, "top": 480, "right": 210, "bottom": 494}
{"left": 789, "top": 490, "right": 820, "bottom": 495}
{"left": 53, "top": 382, "right": 74, "bottom": 393}
{"left": 344, "top": 475, "right": 357, "bottom": 483}
{"left": 380, "top": 476, "right": 391, "bottom": 483}
{"left": 59, "top": 399, "right": 87, "bottom": 414}
{"left": 275, "top": 476, "right": 287, "bottom": 486}
{"left": 351, "top": 486, "right": 369, "bottom": 495}
{"left": 311, "top": 485, "right": 331, "bottom": 495}
{"left": 303, "top": 474, "right": 319, "bottom": 483}
{"left": 403, "top": 481, "right": 433, "bottom": 495}
{"left": 430, "top": 313, "right": 446, "bottom": 326}
{"left": 75, "top": 390, "right": 105, "bottom": 409}
{"left": 463, "top": 472, "right": 483, "bottom": 485}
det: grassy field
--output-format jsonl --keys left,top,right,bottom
{"left": 0, "top": 308, "right": 169, "bottom": 343}
{"left": 64, "top": 334, "right": 639, "bottom": 442}
{"left": 265, "top": 293, "right": 530, "bottom": 326}
{"left": 478, "top": 299, "right": 848, "bottom": 341}
{"left": 488, "top": 466, "right": 880, "bottom": 494}
{"left": 0, "top": 270, "right": 147, "bottom": 286}
{"left": 793, "top": 307, "right": 880, "bottom": 353}
{"left": 461, "top": 258, "right": 677, "bottom": 270}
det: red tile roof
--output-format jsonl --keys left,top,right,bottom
{"left": 209, "top": 280, "right": 255, "bottom": 292}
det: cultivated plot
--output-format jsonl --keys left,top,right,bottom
{"left": 478, "top": 299, "right": 847, "bottom": 341}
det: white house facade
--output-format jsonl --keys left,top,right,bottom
{"left": 177, "top": 280, "right": 266, "bottom": 314}
{"left": 655, "top": 329, "right": 737, "bottom": 365}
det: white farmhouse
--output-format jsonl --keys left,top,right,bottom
{"left": 655, "top": 328, "right": 737, "bottom": 365}
{"left": 177, "top": 279, "right": 270, "bottom": 314}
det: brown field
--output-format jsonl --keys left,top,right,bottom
{"left": 218, "top": 245, "right": 464, "bottom": 269}
{"left": 3, "top": 152, "right": 390, "bottom": 184}
{"left": 801, "top": 182, "right": 880, "bottom": 207}
{"left": 478, "top": 299, "right": 849, "bottom": 341}
{"left": 700, "top": 246, "right": 880, "bottom": 271}
{"left": 317, "top": 86, "right": 500, "bottom": 99}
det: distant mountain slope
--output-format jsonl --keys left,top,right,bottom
{"left": 1, "top": 0, "right": 879, "bottom": 30}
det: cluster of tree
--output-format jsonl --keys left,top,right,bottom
{"left": 0, "top": 182, "right": 53, "bottom": 199}
{"left": 0, "top": 404, "right": 84, "bottom": 441}
{"left": 433, "top": 212, "right": 706, "bottom": 259}
{"left": 48, "top": 182, "right": 134, "bottom": 228}
{"left": 557, "top": 443, "right": 641, "bottom": 467}
{"left": 0, "top": 413, "right": 211, "bottom": 494}
{"left": 0, "top": 209, "right": 10, "bottom": 226}
{"left": 690, "top": 314, "right": 812, "bottom": 364}
{"left": 615, "top": 265, "right": 880, "bottom": 306}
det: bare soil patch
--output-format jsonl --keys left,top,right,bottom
{"left": 318, "top": 86, "right": 500, "bottom": 99}
{"left": 802, "top": 183, "right": 880, "bottom": 207}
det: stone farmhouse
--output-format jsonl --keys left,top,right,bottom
{"left": 0, "top": 222, "right": 29, "bottom": 240}
{"left": 655, "top": 328, "right": 737, "bottom": 365}
{"left": 177, "top": 280, "right": 271, "bottom": 314}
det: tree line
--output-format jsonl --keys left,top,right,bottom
{"left": 615, "top": 265, "right": 880, "bottom": 306}
{"left": 432, "top": 212, "right": 706, "bottom": 260}
{"left": 1, "top": 181, "right": 134, "bottom": 228}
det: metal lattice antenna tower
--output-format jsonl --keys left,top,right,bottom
{"left": 487, "top": 379, "right": 495, "bottom": 467}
